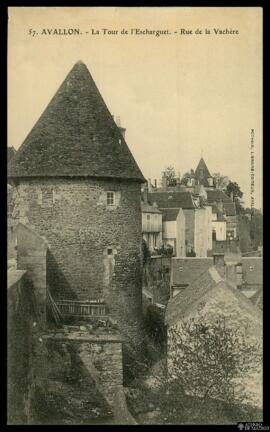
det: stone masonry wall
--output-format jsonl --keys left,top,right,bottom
{"left": 77, "top": 337, "right": 123, "bottom": 405}
{"left": 8, "top": 270, "right": 37, "bottom": 424}
{"left": 16, "top": 223, "right": 48, "bottom": 327}
{"left": 12, "top": 178, "right": 144, "bottom": 348}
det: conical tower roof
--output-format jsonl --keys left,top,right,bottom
{"left": 8, "top": 61, "right": 145, "bottom": 182}
{"left": 194, "top": 158, "right": 212, "bottom": 187}
{"left": 195, "top": 158, "right": 211, "bottom": 179}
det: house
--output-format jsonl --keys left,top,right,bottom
{"left": 222, "top": 255, "right": 262, "bottom": 300}
{"left": 170, "top": 252, "right": 263, "bottom": 299}
{"left": 162, "top": 208, "right": 186, "bottom": 257}
{"left": 230, "top": 257, "right": 263, "bottom": 305}
{"left": 165, "top": 265, "right": 262, "bottom": 410}
{"left": 192, "top": 159, "right": 238, "bottom": 242}
{"left": 141, "top": 190, "right": 162, "bottom": 252}
{"left": 148, "top": 191, "right": 212, "bottom": 257}
{"left": 211, "top": 203, "right": 227, "bottom": 241}
{"left": 8, "top": 60, "right": 146, "bottom": 350}
{"left": 206, "top": 189, "right": 237, "bottom": 239}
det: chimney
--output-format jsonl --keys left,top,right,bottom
{"left": 208, "top": 177, "right": 213, "bottom": 187}
{"left": 148, "top": 179, "right": 152, "bottom": 193}
{"left": 154, "top": 179, "right": 157, "bottom": 189}
{"left": 213, "top": 253, "right": 225, "bottom": 278}
{"left": 161, "top": 173, "right": 167, "bottom": 191}
{"left": 230, "top": 191, "right": 234, "bottom": 201}
{"left": 143, "top": 183, "right": 148, "bottom": 203}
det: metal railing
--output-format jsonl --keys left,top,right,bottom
{"left": 55, "top": 299, "right": 107, "bottom": 317}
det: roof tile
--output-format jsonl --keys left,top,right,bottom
{"left": 148, "top": 191, "right": 195, "bottom": 209}
{"left": 8, "top": 61, "right": 145, "bottom": 182}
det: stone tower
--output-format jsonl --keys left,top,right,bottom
{"left": 8, "top": 61, "right": 146, "bottom": 349}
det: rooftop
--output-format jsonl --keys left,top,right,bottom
{"left": 171, "top": 257, "right": 213, "bottom": 287}
{"left": 165, "top": 266, "right": 262, "bottom": 328}
{"left": 161, "top": 208, "right": 181, "bottom": 221}
{"left": 194, "top": 158, "right": 213, "bottom": 187}
{"left": 141, "top": 200, "right": 161, "bottom": 214}
{"left": 8, "top": 61, "right": 145, "bottom": 183}
{"left": 242, "top": 257, "right": 263, "bottom": 285}
{"left": 207, "top": 190, "right": 236, "bottom": 216}
{"left": 148, "top": 191, "right": 195, "bottom": 209}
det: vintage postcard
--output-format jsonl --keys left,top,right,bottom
{"left": 7, "top": 6, "right": 263, "bottom": 425}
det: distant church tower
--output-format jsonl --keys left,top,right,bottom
{"left": 195, "top": 158, "right": 214, "bottom": 188}
{"left": 8, "top": 61, "right": 146, "bottom": 348}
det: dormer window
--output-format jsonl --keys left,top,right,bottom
{"left": 107, "top": 191, "right": 115, "bottom": 206}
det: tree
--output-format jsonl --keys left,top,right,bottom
{"left": 239, "top": 215, "right": 253, "bottom": 253}
{"left": 226, "top": 181, "right": 245, "bottom": 215}
{"left": 250, "top": 209, "right": 263, "bottom": 248}
{"left": 212, "top": 173, "right": 229, "bottom": 190}
{"left": 226, "top": 181, "right": 243, "bottom": 200}
{"left": 180, "top": 169, "right": 195, "bottom": 186}
{"left": 162, "top": 166, "right": 177, "bottom": 187}
{"left": 167, "top": 316, "right": 261, "bottom": 407}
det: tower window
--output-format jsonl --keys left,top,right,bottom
{"left": 107, "top": 191, "right": 115, "bottom": 205}
{"left": 107, "top": 248, "right": 113, "bottom": 255}
{"left": 200, "top": 168, "right": 204, "bottom": 177}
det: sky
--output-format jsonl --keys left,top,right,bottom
{"left": 8, "top": 7, "right": 262, "bottom": 209}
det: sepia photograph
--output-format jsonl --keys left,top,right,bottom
{"left": 7, "top": 6, "right": 263, "bottom": 425}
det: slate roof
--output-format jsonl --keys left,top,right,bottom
{"left": 242, "top": 258, "right": 263, "bottom": 285}
{"left": 162, "top": 209, "right": 180, "bottom": 221}
{"left": 166, "top": 267, "right": 219, "bottom": 325}
{"left": 207, "top": 189, "right": 232, "bottom": 203}
{"left": 8, "top": 61, "right": 145, "bottom": 182}
{"left": 171, "top": 257, "right": 213, "bottom": 287}
{"left": 165, "top": 266, "right": 262, "bottom": 326}
{"left": 148, "top": 192, "right": 195, "bottom": 209}
{"left": 207, "top": 189, "right": 236, "bottom": 216}
{"left": 141, "top": 200, "right": 161, "bottom": 214}
{"left": 195, "top": 158, "right": 212, "bottom": 187}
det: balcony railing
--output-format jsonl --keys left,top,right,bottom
{"left": 55, "top": 299, "right": 107, "bottom": 317}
